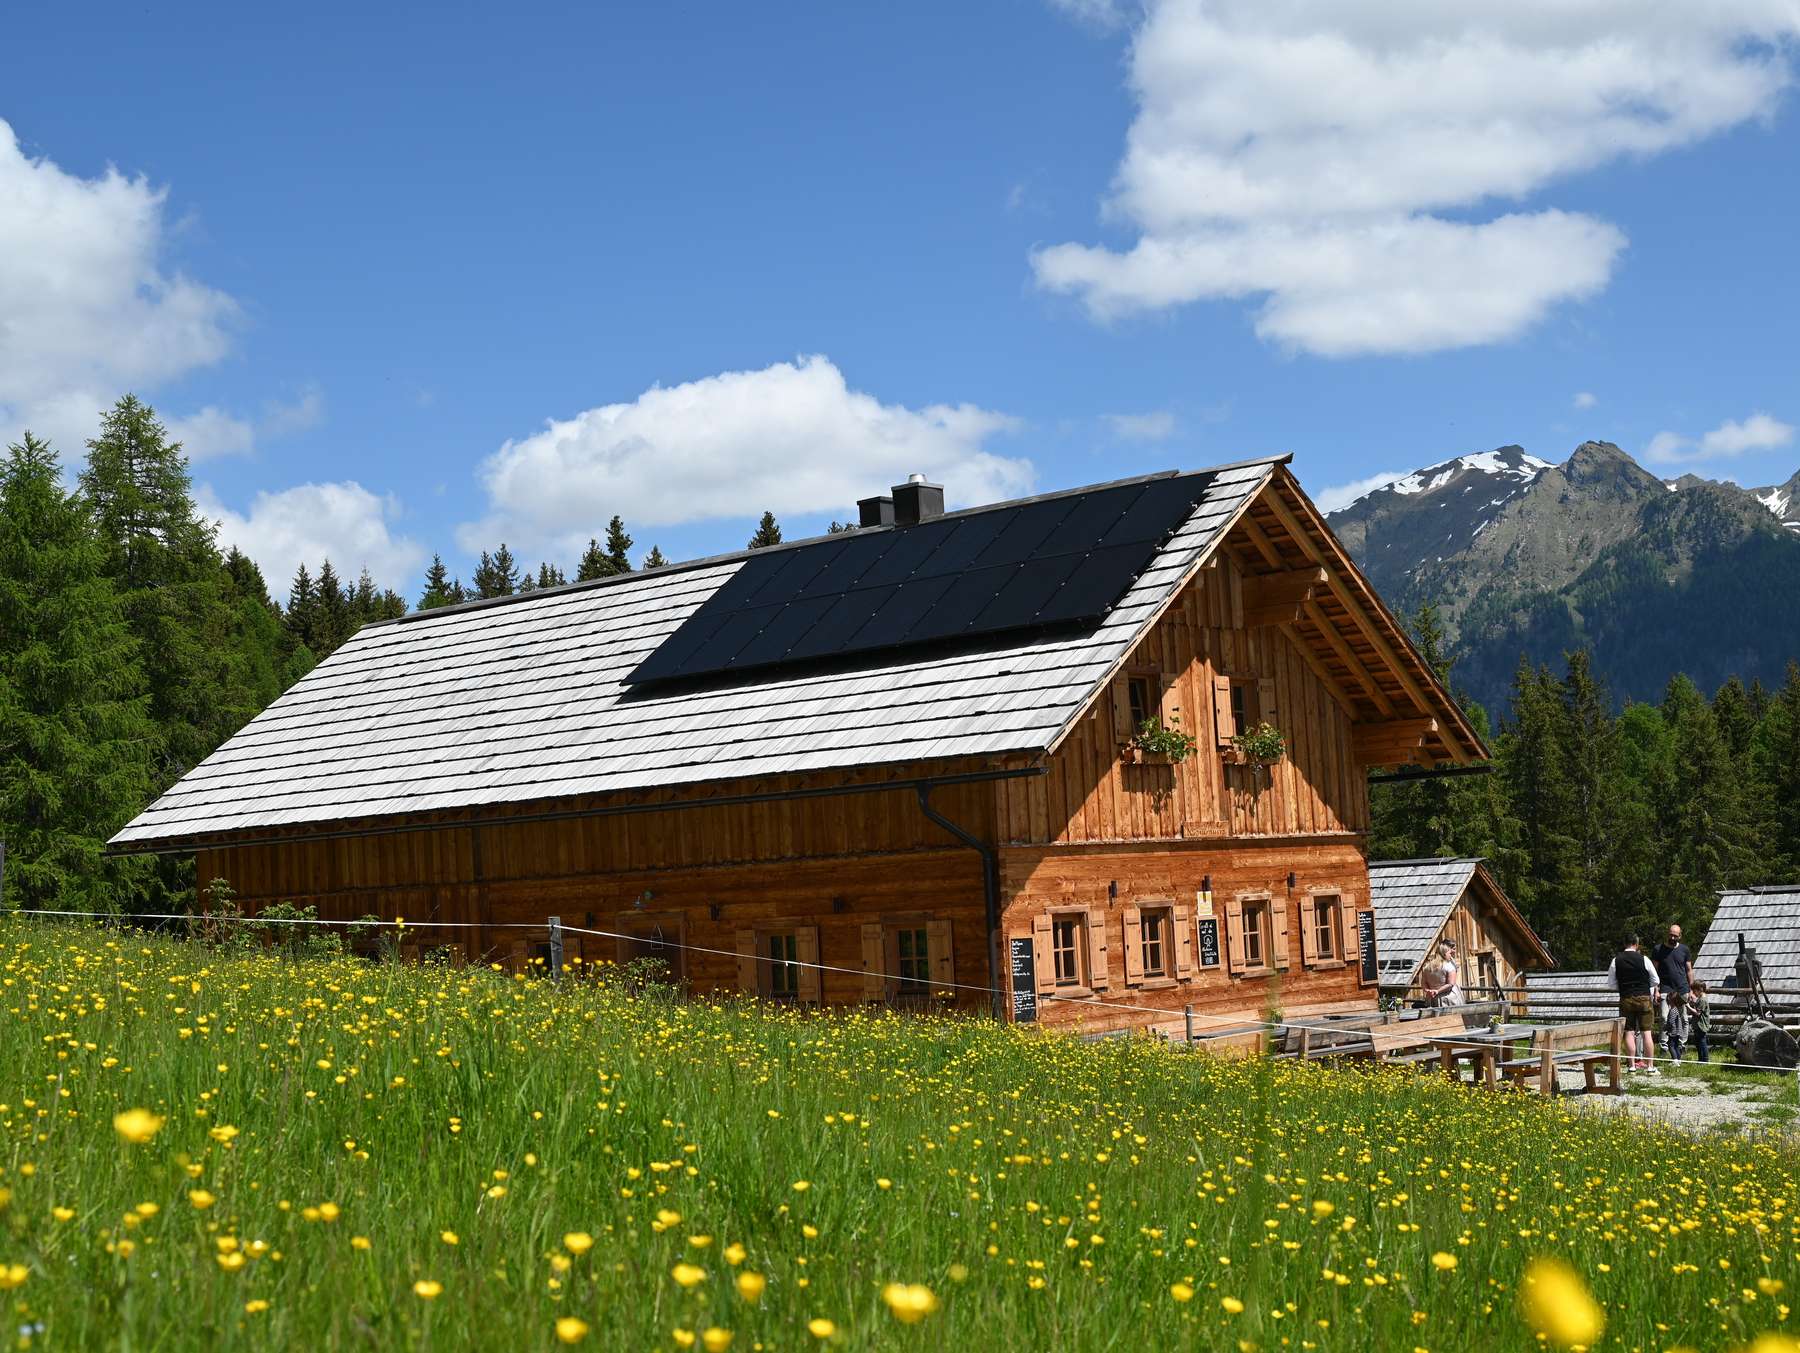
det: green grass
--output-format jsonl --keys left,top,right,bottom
{"left": 2, "top": 916, "right": 1798, "bottom": 1351}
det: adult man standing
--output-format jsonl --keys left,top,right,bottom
{"left": 1607, "top": 933, "right": 1661, "bottom": 1075}
{"left": 1652, "top": 924, "right": 1694, "bottom": 1061}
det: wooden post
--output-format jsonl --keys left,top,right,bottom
{"left": 1184, "top": 1005, "right": 1194, "bottom": 1046}
{"left": 548, "top": 916, "right": 564, "bottom": 980}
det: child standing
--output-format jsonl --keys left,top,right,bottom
{"left": 1689, "top": 982, "right": 1712, "bottom": 1064}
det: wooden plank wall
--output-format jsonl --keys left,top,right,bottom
{"left": 1000, "top": 838, "right": 1375, "bottom": 1034}
{"left": 993, "top": 555, "right": 1370, "bottom": 846}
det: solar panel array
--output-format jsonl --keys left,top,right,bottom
{"left": 625, "top": 471, "right": 1218, "bottom": 686}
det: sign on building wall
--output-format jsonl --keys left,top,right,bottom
{"left": 1196, "top": 915, "right": 1222, "bottom": 969}
{"left": 1357, "top": 910, "right": 1378, "bottom": 985}
{"left": 1009, "top": 935, "right": 1037, "bottom": 1022}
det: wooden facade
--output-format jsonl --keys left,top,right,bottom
{"left": 179, "top": 468, "right": 1480, "bottom": 1031}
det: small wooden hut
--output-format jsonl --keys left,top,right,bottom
{"left": 1369, "top": 857, "right": 1551, "bottom": 1001}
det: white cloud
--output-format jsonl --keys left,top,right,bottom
{"left": 1103, "top": 410, "right": 1177, "bottom": 441}
{"left": 198, "top": 481, "right": 426, "bottom": 594}
{"left": 0, "top": 118, "right": 236, "bottom": 452}
{"left": 1049, "top": 0, "right": 1134, "bottom": 32}
{"left": 1034, "top": 1, "right": 1800, "bottom": 356}
{"left": 462, "top": 355, "right": 1032, "bottom": 557}
{"left": 1643, "top": 412, "right": 1796, "bottom": 465}
{"left": 167, "top": 406, "right": 256, "bottom": 461}
{"left": 1574, "top": 391, "right": 1599, "bottom": 410}
{"left": 1312, "top": 470, "right": 1410, "bottom": 514}
{"left": 164, "top": 386, "right": 325, "bottom": 463}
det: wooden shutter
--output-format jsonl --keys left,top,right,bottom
{"left": 735, "top": 929, "right": 758, "bottom": 993}
{"left": 1272, "top": 901, "right": 1291, "bottom": 971}
{"left": 1112, "top": 675, "right": 1135, "bottom": 744}
{"left": 1224, "top": 896, "right": 1246, "bottom": 976}
{"left": 1337, "top": 898, "right": 1357, "bottom": 968}
{"left": 1086, "top": 908, "right": 1111, "bottom": 990}
{"left": 1122, "top": 906, "right": 1144, "bottom": 987}
{"left": 1212, "top": 674, "right": 1235, "bottom": 744}
{"left": 860, "top": 923, "right": 885, "bottom": 1002}
{"left": 1174, "top": 905, "right": 1195, "bottom": 979}
{"left": 1256, "top": 676, "right": 1278, "bottom": 728}
{"left": 795, "top": 926, "right": 821, "bottom": 1006}
{"left": 927, "top": 919, "right": 955, "bottom": 996}
{"left": 1032, "top": 913, "right": 1055, "bottom": 994}
{"left": 1299, "top": 899, "right": 1318, "bottom": 968}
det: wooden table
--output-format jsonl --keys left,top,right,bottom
{"left": 1429, "top": 1024, "right": 1538, "bottom": 1088}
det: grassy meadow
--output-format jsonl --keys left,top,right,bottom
{"left": 1, "top": 916, "right": 1797, "bottom": 1351}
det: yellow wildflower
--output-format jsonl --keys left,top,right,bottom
{"left": 737, "top": 1271, "right": 767, "bottom": 1301}
{"left": 113, "top": 1108, "right": 164, "bottom": 1143}
{"left": 702, "top": 1330, "right": 733, "bottom": 1353}
{"left": 881, "top": 1283, "right": 939, "bottom": 1324}
{"left": 808, "top": 1318, "right": 837, "bottom": 1338}
{"left": 555, "top": 1317, "right": 590, "bottom": 1344}
{"left": 1519, "top": 1257, "right": 1604, "bottom": 1348}
{"left": 413, "top": 1279, "right": 443, "bottom": 1300}
{"left": 564, "top": 1231, "right": 594, "bottom": 1256}
{"left": 672, "top": 1263, "right": 706, "bottom": 1288}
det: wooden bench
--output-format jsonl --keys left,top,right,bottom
{"left": 1288, "top": 1012, "right": 1468, "bottom": 1065}
{"left": 1495, "top": 1018, "right": 1624, "bottom": 1096}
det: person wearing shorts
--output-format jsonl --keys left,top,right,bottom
{"left": 1607, "top": 933, "right": 1662, "bottom": 1074}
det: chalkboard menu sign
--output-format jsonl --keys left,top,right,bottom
{"left": 1009, "top": 935, "right": 1038, "bottom": 1022}
{"left": 1195, "top": 916, "right": 1221, "bottom": 969}
{"left": 1357, "top": 909, "right": 1378, "bottom": 985}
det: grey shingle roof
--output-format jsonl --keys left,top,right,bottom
{"left": 113, "top": 459, "right": 1279, "bottom": 847}
{"left": 1695, "top": 887, "right": 1800, "bottom": 990}
{"left": 1522, "top": 970, "right": 1615, "bottom": 1020}
{"left": 1369, "top": 857, "right": 1481, "bottom": 983}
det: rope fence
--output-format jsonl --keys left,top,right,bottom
{"left": 7, "top": 906, "right": 1796, "bottom": 1081}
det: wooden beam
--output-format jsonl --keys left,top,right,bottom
{"left": 1242, "top": 566, "right": 1327, "bottom": 627}
{"left": 1278, "top": 623, "right": 1357, "bottom": 718}
{"left": 1302, "top": 599, "right": 1395, "bottom": 718}
{"left": 1235, "top": 514, "right": 1288, "bottom": 571}
{"left": 1352, "top": 718, "right": 1438, "bottom": 765}
{"left": 1258, "top": 486, "right": 1461, "bottom": 754}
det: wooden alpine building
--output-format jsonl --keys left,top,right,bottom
{"left": 111, "top": 456, "right": 1484, "bottom": 1032}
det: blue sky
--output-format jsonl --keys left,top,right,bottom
{"left": 4, "top": 1, "right": 1797, "bottom": 596}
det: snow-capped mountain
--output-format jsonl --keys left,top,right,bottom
{"left": 1325, "top": 442, "right": 1800, "bottom": 712}
{"left": 1753, "top": 469, "right": 1800, "bottom": 533}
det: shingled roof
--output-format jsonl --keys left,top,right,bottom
{"left": 1695, "top": 886, "right": 1800, "bottom": 989}
{"left": 113, "top": 458, "right": 1283, "bottom": 848}
{"left": 1369, "top": 857, "right": 1552, "bottom": 983}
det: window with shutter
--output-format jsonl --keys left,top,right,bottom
{"left": 1212, "top": 674, "right": 1235, "bottom": 745}
{"left": 1309, "top": 896, "right": 1341, "bottom": 965}
{"left": 1224, "top": 896, "right": 1247, "bottom": 976}
{"left": 795, "top": 926, "right": 822, "bottom": 1005}
{"left": 926, "top": 919, "right": 955, "bottom": 996}
{"left": 735, "top": 929, "right": 758, "bottom": 992}
{"left": 1031, "top": 913, "right": 1056, "bottom": 994}
{"left": 860, "top": 923, "right": 885, "bottom": 1002}
{"left": 1238, "top": 896, "right": 1272, "bottom": 973}
{"left": 1136, "top": 903, "right": 1176, "bottom": 981}
{"left": 765, "top": 930, "right": 801, "bottom": 999}
{"left": 1086, "top": 908, "right": 1111, "bottom": 990}
{"left": 1173, "top": 905, "right": 1195, "bottom": 979}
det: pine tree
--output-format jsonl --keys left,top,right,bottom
{"left": 473, "top": 544, "right": 518, "bottom": 598}
{"left": 1657, "top": 675, "right": 1753, "bottom": 934}
{"left": 604, "top": 516, "right": 634, "bottom": 573}
{"left": 827, "top": 520, "right": 857, "bottom": 534}
{"left": 643, "top": 546, "right": 668, "bottom": 569}
{"left": 748, "top": 512, "right": 783, "bottom": 549}
{"left": 1712, "top": 677, "right": 1757, "bottom": 760}
{"left": 419, "top": 554, "right": 457, "bottom": 610}
{"left": 576, "top": 537, "right": 611, "bottom": 581}
{"left": 1762, "top": 662, "right": 1800, "bottom": 879}
{"left": 314, "top": 560, "right": 349, "bottom": 657}
{"left": 286, "top": 563, "right": 317, "bottom": 636}
{"left": 1555, "top": 651, "right": 1627, "bottom": 962}
{"left": 0, "top": 433, "right": 156, "bottom": 910}
{"left": 536, "top": 562, "right": 566, "bottom": 588}
{"left": 1498, "top": 658, "right": 1579, "bottom": 956}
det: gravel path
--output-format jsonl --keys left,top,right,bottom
{"left": 1557, "top": 1062, "right": 1800, "bottom": 1137}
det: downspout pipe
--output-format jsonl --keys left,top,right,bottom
{"left": 916, "top": 780, "right": 1010, "bottom": 1023}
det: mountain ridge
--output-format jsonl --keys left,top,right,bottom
{"left": 1324, "top": 441, "right": 1800, "bottom": 713}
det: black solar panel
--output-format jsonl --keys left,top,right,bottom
{"left": 624, "top": 470, "right": 1218, "bottom": 686}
